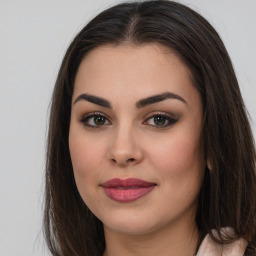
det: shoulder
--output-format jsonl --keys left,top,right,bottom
{"left": 197, "top": 228, "right": 248, "bottom": 256}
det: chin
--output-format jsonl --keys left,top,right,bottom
{"left": 104, "top": 219, "right": 156, "bottom": 235}
{"left": 99, "top": 209, "right": 168, "bottom": 236}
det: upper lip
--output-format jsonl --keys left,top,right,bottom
{"left": 102, "top": 178, "right": 156, "bottom": 188}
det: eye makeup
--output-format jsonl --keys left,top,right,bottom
{"left": 80, "top": 112, "right": 111, "bottom": 128}
{"left": 143, "top": 112, "right": 178, "bottom": 128}
{"left": 79, "top": 110, "right": 178, "bottom": 130}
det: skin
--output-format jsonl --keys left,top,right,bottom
{"left": 69, "top": 43, "right": 206, "bottom": 256}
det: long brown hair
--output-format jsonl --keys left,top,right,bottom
{"left": 44, "top": 1, "right": 256, "bottom": 255}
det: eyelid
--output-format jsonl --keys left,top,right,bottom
{"left": 144, "top": 111, "right": 177, "bottom": 119}
{"left": 143, "top": 111, "right": 178, "bottom": 128}
{"left": 79, "top": 111, "right": 178, "bottom": 129}
{"left": 80, "top": 112, "right": 112, "bottom": 128}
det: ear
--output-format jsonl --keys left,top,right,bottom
{"left": 207, "top": 158, "right": 212, "bottom": 171}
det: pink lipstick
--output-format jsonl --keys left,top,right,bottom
{"left": 101, "top": 178, "right": 156, "bottom": 202}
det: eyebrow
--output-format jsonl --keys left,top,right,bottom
{"left": 136, "top": 92, "right": 187, "bottom": 108}
{"left": 74, "top": 94, "right": 112, "bottom": 108}
{"left": 74, "top": 92, "right": 186, "bottom": 108}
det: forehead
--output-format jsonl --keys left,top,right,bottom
{"left": 73, "top": 43, "right": 198, "bottom": 107}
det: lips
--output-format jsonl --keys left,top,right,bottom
{"left": 101, "top": 178, "right": 156, "bottom": 202}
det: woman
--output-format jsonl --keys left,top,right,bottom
{"left": 44, "top": 1, "right": 256, "bottom": 255}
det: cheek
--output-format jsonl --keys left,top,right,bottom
{"left": 69, "top": 132, "right": 108, "bottom": 211}
{"left": 69, "top": 129, "right": 106, "bottom": 186}
{"left": 148, "top": 132, "right": 204, "bottom": 179}
{"left": 148, "top": 133, "right": 205, "bottom": 213}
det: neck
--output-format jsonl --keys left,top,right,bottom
{"left": 103, "top": 220, "right": 199, "bottom": 256}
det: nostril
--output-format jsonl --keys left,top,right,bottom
{"left": 111, "top": 158, "right": 136, "bottom": 165}
{"left": 127, "top": 158, "right": 135, "bottom": 162}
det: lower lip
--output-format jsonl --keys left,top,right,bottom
{"left": 103, "top": 186, "right": 156, "bottom": 202}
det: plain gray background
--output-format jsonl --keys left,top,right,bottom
{"left": 0, "top": 0, "right": 255, "bottom": 255}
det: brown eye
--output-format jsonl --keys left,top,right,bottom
{"left": 144, "top": 113, "right": 177, "bottom": 128}
{"left": 80, "top": 113, "right": 110, "bottom": 127}
{"left": 153, "top": 115, "right": 168, "bottom": 126}
{"left": 94, "top": 115, "right": 106, "bottom": 125}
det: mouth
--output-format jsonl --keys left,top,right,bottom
{"left": 101, "top": 178, "right": 157, "bottom": 202}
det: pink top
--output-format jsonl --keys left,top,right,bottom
{"left": 197, "top": 228, "right": 248, "bottom": 256}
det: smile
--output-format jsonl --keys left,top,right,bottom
{"left": 101, "top": 178, "right": 157, "bottom": 202}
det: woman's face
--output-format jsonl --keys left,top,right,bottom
{"left": 69, "top": 43, "right": 205, "bottom": 235}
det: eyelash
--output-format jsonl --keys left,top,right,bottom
{"left": 143, "top": 112, "right": 177, "bottom": 128}
{"left": 80, "top": 112, "right": 177, "bottom": 129}
{"left": 80, "top": 112, "right": 111, "bottom": 128}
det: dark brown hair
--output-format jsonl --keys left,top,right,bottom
{"left": 44, "top": 1, "right": 256, "bottom": 255}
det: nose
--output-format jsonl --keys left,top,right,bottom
{"left": 107, "top": 125, "right": 144, "bottom": 167}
